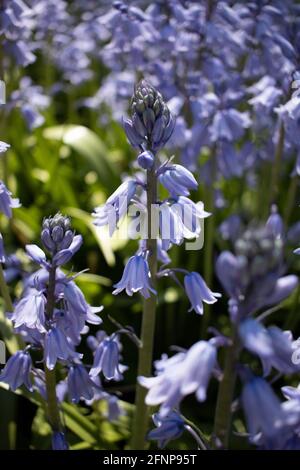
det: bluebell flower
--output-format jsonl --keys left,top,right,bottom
{"left": 7, "top": 41, "right": 35, "bottom": 67}
{"left": 218, "top": 215, "right": 242, "bottom": 242}
{"left": 159, "top": 164, "right": 198, "bottom": 196}
{"left": 21, "top": 105, "right": 45, "bottom": 129}
{"left": 159, "top": 198, "right": 208, "bottom": 250}
{"left": 184, "top": 272, "right": 221, "bottom": 315}
{"left": 239, "top": 318, "right": 274, "bottom": 360}
{"left": 52, "top": 235, "right": 83, "bottom": 266}
{"left": 93, "top": 180, "right": 138, "bottom": 236}
{"left": 10, "top": 289, "right": 47, "bottom": 333}
{"left": 90, "top": 335, "right": 124, "bottom": 381}
{"left": 282, "top": 385, "right": 300, "bottom": 401}
{"left": 67, "top": 364, "right": 97, "bottom": 404}
{"left": 25, "top": 244, "right": 48, "bottom": 266}
{"left": 277, "top": 398, "right": 300, "bottom": 450}
{"left": 0, "top": 141, "right": 10, "bottom": 153}
{"left": 113, "top": 255, "right": 156, "bottom": 298}
{"left": 1, "top": 2, "right": 36, "bottom": 67}
{"left": 0, "top": 181, "right": 20, "bottom": 218}
{"left": 0, "top": 350, "right": 32, "bottom": 391}
{"left": 241, "top": 373, "right": 285, "bottom": 447}
{"left": 44, "top": 327, "right": 82, "bottom": 370}
{"left": 63, "top": 280, "right": 103, "bottom": 327}
{"left": 123, "top": 119, "right": 144, "bottom": 148}
{"left": 51, "top": 431, "right": 69, "bottom": 450}
{"left": 266, "top": 206, "right": 284, "bottom": 240}
{"left": 3, "top": 253, "right": 22, "bottom": 283}
{"left": 216, "top": 225, "right": 297, "bottom": 318}
{"left": 248, "top": 76, "right": 282, "bottom": 112}
{"left": 139, "top": 340, "right": 218, "bottom": 417}
{"left": 87, "top": 330, "right": 107, "bottom": 352}
{"left": 10, "top": 77, "right": 49, "bottom": 129}
{"left": 262, "top": 327, "right": 300, "bottom": 376}
{"left": 217, "top": 142, "right": 244, "bottom": 179}
{"left": 137, "top": 150, "right": 154, "bottom": 169}
{"left": 210, "top": 109, "right": 251, "bottom": 142}
{"left": 148, "top": 412, "right": 185, "bottom": 448}
{"left": 105, "top": 395, "right": 124, "bottom": 422}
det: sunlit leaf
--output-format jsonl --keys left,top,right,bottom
{"left": 43, "top": 125, "right": 119, "bottom": 190}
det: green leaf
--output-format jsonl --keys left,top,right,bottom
{"left": 43, "top": 125, "right": 119, "bottom": 190}
{"left": 64, "top": 207, "right": 116, "bottom": 266}
{"left": 61, "top": 403, "right": 98, "bottom": 445}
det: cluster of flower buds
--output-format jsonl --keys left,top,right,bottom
{"left": 124, "top": 79, "right": 175, "bottom": 152}
{"left": 41, "top": 213, "right": 74, "bottom": 254}
{"left": 234, "top": 226, "right": 283, "bottom": 280}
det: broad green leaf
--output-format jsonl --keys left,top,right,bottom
{"left": 61, "top": 402, "right": 98, "bottom": 445}
{"left": 76, "top": 272, "right": 111, "bottom": 287}
{"left": 43, "top": 125, "right": 119, "bottom": 190}
{"left": 64, "top": 206, "right": 125, "bottom": 266}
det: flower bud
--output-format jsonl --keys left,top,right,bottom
{"left": 129, "top": 80, "right": 175, "bottom": 151}
{"left": 137, "top": 150, "right": 154, "bottom": 169}
{"left": 41, "top": 213, "right": 74, "bottom": 254}
{"left": 234, "top": 226, "right": 283, "bottom": 281}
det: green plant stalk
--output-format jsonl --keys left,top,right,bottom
{"left": 44, "top": 264, "right": 62, "bottom": 432}
{"left": 267, "top": 122, "right": 285, "bottom": 215}
{"left": 131, "top": 165, "right": 157, "bottom": 450}
{"left": 201, "top": 150, "right": 217, "bottom": 338}
{"left": 0, "top": 264, "right": 13, "bottom": 312}
{"left": 212, "top": 325, "right": 239, "bottom": 449}
{"left": 283, "top": 174, "right": 298, "bottom": 226}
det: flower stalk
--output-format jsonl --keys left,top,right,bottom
{"left": 44, "top": 262, "right": 62, "bottom": 433}
{"left": 212, "top": 325, "right": 239, "bottom": 449}
{"left": 131, "top": 164, "right": 158, "bottom": 450}
{"left": 267, "top": 122, "right": 285, "bottom": 214}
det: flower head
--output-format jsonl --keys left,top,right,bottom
{"left": 10, "top": 289, "right": 47, "bottom": 333}
{"left": 113, "top": 255, "right": 156, "bottom": 298}
{"left": 125, "top": 80, "right": 175, "bottom": 151}
{"left": 90, "top": 335, "right": 124, "bottom": 381}
{"left": 44, "top": 327, "right": 82, "bottom": 370}
{"left": 67, "top": 364, "right": 97, "bottom": 404}
{"left": 148, "top": 412, "right": 185, "bottom": 448}
{"left": 241, "top": 373, "right": 286, "bottom": 448}
{"left": 159, "top": 164, "right": 198, "bottom": 196}
{"left": 93, "top": 180, "right": 137, "bottom": 236}
{"left": 41, "top": 213, "right": 74, "bottom": 254}
{"left": 184, "top": 272, "right": 221, "bottom": 315}
{"left": 139, "top": 340, "right": 218, "bottom": 417}
{"left": 0, "top": 181, "right": 20, "bottom": 218}
{"left": 0, "top": 350, "right": 32, "bottom": 391}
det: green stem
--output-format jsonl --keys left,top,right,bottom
{"left": 44, "top": 264, "right": 62, "bottom": 433}
{"left": 283, "top": 175, "right": 298, "bottom": 226}
{"left": 201, "top": 149, "right": 217, "bottom": 338}
{"left": 267, "top": 122, "right": 285, "bottom": 215}
{"left": 212, "top": 325, "right": 239, "bottom": 449}
{"left": 131, "top": 165, "right": 157, "bottom": 450}
{"left": 0, "top": 263, "right": 13, "bottom": 312}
